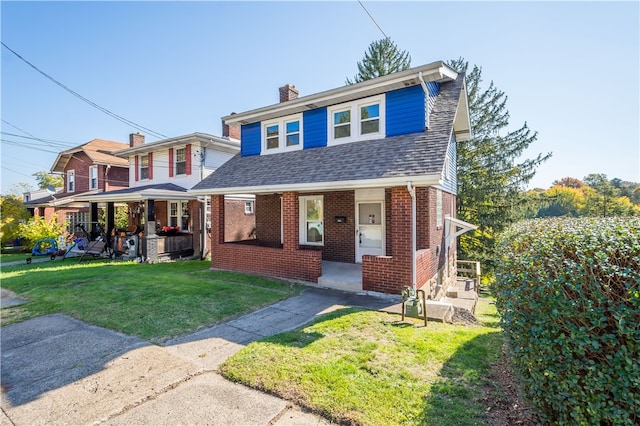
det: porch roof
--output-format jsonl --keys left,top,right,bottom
{"left": 75, "top": 183, "right": 193, "bottom": 202}
{"left": 191, "top": 73, "right": 464, "bottom": 195}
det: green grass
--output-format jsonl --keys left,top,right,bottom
{"left": 0, "top": 260, "right": 302, "bottom": 342}
{"left": 220, "top": 297, "right": 502, "bottom": 426}
{"left": 0, "top": 251, "right": 31, "bottom": 264}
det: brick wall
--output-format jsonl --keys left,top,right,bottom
{"left": 224, "top": 199, "right": 256, "bottom": 242}
{"left": 255, "top": 194, "right": 282, "bottom": 246}
{"left": 303, "top": 191, "right": 355, "bottom": 263}
{"left": 105, "top": 166, "right": 129, "bottom": 191}
{"left": 257, "top": 191, "right": 356, "bottom": 262}
{"left": 60, "top": 152, "right": 91, "bottom": 196}
{"left": 362, "top": 186, "right": 413, "bottom": 294}
{"left": 363, "top": 186, "right": 457, "bottom": 296}
{"left": 210, "top": 193, "right": 322, "bottom": 282}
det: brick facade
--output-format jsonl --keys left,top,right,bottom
{"left": 362, "top": 186, "right": 457, "bottom": 295}
{"left": 224, "top": 199, "right": 256, "bottom": 242}
{"left": 212, "top": 186, "right": 457, "bottom": 295}
{"left": 210, "top": 193, "right": 322, "bottom": 282}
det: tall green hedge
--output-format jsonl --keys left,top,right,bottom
{"left": 494, "top": 217, "right": 639, "bottom": 425}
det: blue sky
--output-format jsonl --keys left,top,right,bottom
{"left": 2, "top": 1, "right": 639, "bottom": 195}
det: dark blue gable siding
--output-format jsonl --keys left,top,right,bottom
{"left": 241, "top": 122, "right": 261, "bottom": 156}
{"left": 386, "top": 85, "right": 425, "bottom": 137}
{"left": 303, "top": 107, "right": 327, "bottom": 149}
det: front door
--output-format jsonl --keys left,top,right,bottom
{"left": 356, "top": 201, "right": 384, "bottom": 262}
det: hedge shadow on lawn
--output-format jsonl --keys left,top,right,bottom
{"left": 419, "top": 331, "right": 503, "bottom": 426}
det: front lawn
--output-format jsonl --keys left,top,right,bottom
{"left": 220, "top": 297, "right": 503, "bottom": 426}
{"left": 0, "top": 260, "right": 302, "bottom": 342}
{"left": 0, "top": 251, "right": 30, "bottom": 264}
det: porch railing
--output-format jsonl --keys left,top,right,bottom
{"left": 457, "top": 260, "right": 481, "bottom": 285}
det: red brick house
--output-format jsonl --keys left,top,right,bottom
{"left": 190, "top": 62, "right": 476, "bottom": 296}
{"left": 26, "top": 139, "right": 129, "bottom": 232}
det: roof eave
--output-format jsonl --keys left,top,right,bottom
{"left": 189, "top": 174, "right": 443, "bottom": 196}
{"left": 114, "top": 133, "right": 240, "bottom": 157}
{"left": 223, "top": 62, "right": 459, "bottom": 125}
{"left": 77, "top": 190, "right": 196, "bottom": 202}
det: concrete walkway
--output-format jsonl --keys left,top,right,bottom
{"left": 1, "top": 287, "right": 399, "bottom": 425}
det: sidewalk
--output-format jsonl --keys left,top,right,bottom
{"left": 1, "top": 287, "right": 399, "bottom": 425}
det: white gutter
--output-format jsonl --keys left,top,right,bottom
{"left": 418, "top": 71, "right": 430, "bottom": 129}
{"left": 189, "top": 174, "right": 443, "bottom": 196}
{"left": 406, "top": 181, "right": 417, "bottom": 292}
{"left": 223, "top": 62, "right": 458, "bottom": 125}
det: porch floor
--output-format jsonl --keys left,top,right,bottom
{"left": 318, "top": 261, "right": 362, "bottom": 293}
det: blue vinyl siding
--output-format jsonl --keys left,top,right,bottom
{"left": 303, "top": 107, "right": 327, "bottom": 149}
{"left": 241, "top": 122, "right": 261, "bottom": 156}
{"left": 441, "top": 133, "right": 457, "bottom": 195}
{"left": 386, "top": 86, "right": 426, "bottom": 136}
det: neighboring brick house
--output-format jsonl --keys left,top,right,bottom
{"left": 26, "top": 139, "right": 129, "bottom": 232}
{"left": 80, "top": 132, "right": 254, "bottom": 261}
{"left": 191, "top": 61, "right": 476, "bottom": 297}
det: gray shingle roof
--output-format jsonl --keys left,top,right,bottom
{"left": 192, "top": 73, "right": 463, "bottom": 192}
{"left": 92, "top": 183, "right": 187, "bottom": 196}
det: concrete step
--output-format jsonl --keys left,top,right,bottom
{"left": 381, "top": 301, "right": 454, "bottom": 323}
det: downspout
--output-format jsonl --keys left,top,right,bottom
{"left": 406, "top": 182, "right": 417, "bottom": 291}
{"left": 199, "top": 149, "right": 207, "bottom": 260}
{"left": 418, "top": 71, "right": 430, "bottom": 129}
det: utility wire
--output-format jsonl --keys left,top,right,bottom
{"left": 1, "top": 42, "right": 168, "bottom": 140}
{"left": 357, "top": 1, "right": 388, "bottom": 39}
{"left": 1, "top": 119, "right": 65, "bottom": 149}
{"left": 1, "top": 131, "right": 74, "bottom": 149}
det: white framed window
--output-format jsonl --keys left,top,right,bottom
{"left": 175, "top": 147, "right": 187, "bottom": 175}
{"left": 89, "top": 165, "right": 98, "bottom": 190}
{"left": 168, "top": 200, "right": 189, "bottom": 231}
{"left": 67, "top": 170, "right": 75, "bottom": 192}
{"left": 328, "top": 94, "right": 385, "bottom": 145}
{"left": 245, "top": 201, "right": 254, "bottom": 214}
{"left": 262, "top": 114, "right": 303, "bottom": 154}
{"left": 140, "top": 154, "right": 149, "bottom": 180}
{"left": 299, "top": 195, "right": 323, "bottom": 246}
{"left": 436, "top": 190, "right": 443, "bottom": 228}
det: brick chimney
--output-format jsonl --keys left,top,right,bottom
{"left": 279, "top": 84, "right": 299, "bottom": 103}
{"left": 222, "top": 113, "right": 241, "bottom": 140}
{"left": 129, "top": 132, "right": 145, "bottom": 147}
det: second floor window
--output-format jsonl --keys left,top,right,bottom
{"left": 262, "top": 114, "right": 303, "bottom": 154}
{"left": 140, "top": 155, "right": 149, "bottom": 180}
{"left": 328, "top": 94, "right": 385, "bottom": 145}
{"left": 89, "top": 166, "right": 98, "bottom": 190}
{"left": 67, "top": 170, "right": 75, "bottom": 192}
{"left": 175, "top": 148, "right": 187, "bottom": 175}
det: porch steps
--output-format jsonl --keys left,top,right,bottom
{"left": 441, "top": 277, "right": 479, "bottom": 314}
{"left": 380, "top": 301, "right": 454, "bottom": 323}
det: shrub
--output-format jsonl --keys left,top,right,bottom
{"left": 18, "top": 214, "right": 68, "bottom": 249}
{"left": 494, "top": 217, "right": 639, "bottom": 425}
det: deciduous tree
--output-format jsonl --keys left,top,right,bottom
{"left": 32, "top": 171, "right": 63, "bottom": 189}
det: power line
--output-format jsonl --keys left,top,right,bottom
{"left": 357, "top": 1, "right": 388, "bottom": 39}
{"left": 1, "top": 42, "right": 169, "bottom": 140}
{"left": 1, "top": 119, "right": 65, "bottom": 149}
{"left": 1, "top": 132, "right": 74, "bottom": 149}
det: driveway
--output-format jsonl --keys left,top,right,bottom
{"left": 1, "top": 287, "right": 399, "bottom": 425}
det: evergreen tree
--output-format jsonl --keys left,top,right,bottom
{"left": 448, "top": 58, "right": 552, "bottom": 269}
{"left": 346, "top": 38, "right": 411, "bottom": 85}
